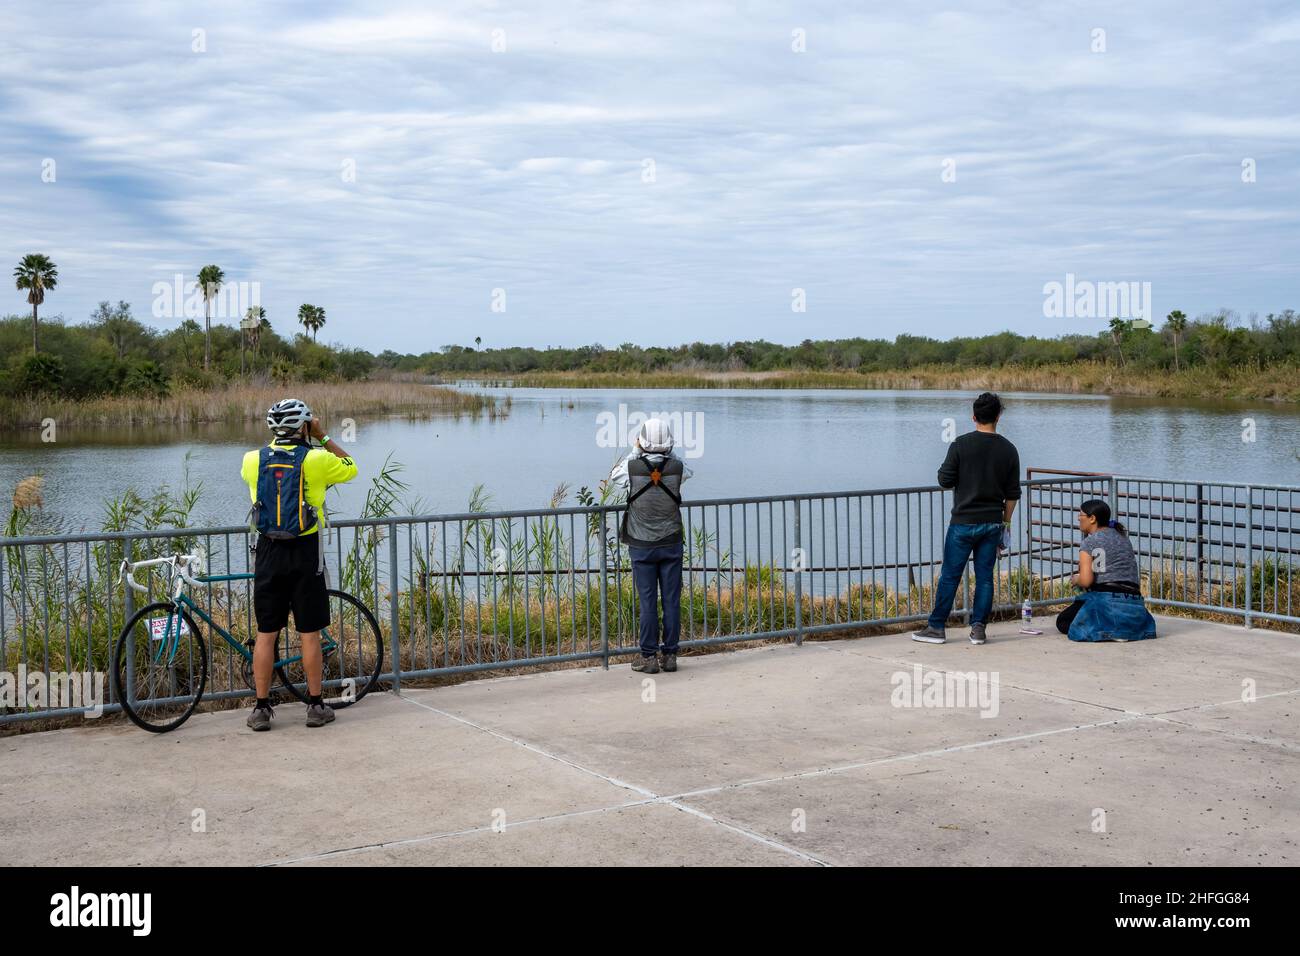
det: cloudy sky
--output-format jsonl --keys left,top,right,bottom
{"left": 2, "top": 1, "right": 1298, "bottom": 352}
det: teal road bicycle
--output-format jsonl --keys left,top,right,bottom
{"left": 112, "top": 553, "right": 384, "bottom": 733}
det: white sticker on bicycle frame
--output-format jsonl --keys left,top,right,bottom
{"left": 149, "top": 616, "right": 190, "bottom": 640}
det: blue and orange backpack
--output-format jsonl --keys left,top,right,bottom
{"left": 251, "top": 443, "right": 318, "bottom": 539}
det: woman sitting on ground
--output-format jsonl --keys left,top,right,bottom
{"left": 1056, "top": 499, "right": 1157, "bottom": 642}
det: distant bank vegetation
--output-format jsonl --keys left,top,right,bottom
{"left": 0, "top": 380, "right": 495, "bottom": 430}
{"left": 0, "top": 303, "right": 493, "bottom": 429}
{"left": 411, "top": 309, "right": 1300, "bottom": 401}
{"left": 476, "top": 362, "right": 1299, "bottom": 402}
{"left": 4, "top": 301, "right": 1298, "bottom": 428}
{"left": 400, "top": 310, "right": 1294, "bottom": 392}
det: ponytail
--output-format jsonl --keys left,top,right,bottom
{"left": 1081, "top": 498, "right": 1127, "bottom": 536}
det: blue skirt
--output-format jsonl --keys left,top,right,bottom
{"left": 1068, "top": 589, "right": 1158, "bottom": 643}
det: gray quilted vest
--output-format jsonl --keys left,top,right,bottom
{"left": 620, "top": 453, "right": 685, "bottom": 547}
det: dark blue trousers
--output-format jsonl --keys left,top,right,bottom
{"left": 630, "top": 542, "right": 683, "bottom": 657}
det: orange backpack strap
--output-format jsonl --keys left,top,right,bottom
{"left": 627, "top": 455, "right": 681, "bottom": 506}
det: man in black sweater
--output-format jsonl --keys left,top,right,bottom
{"left": 913, "top": 392, "right": 1021, "bottom": 645}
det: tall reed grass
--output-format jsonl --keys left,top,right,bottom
{"left": 0, "top": 380, "right": 496, "bottom": 430}
{"left": 468, "top": 362, "right": 1300, "bottom": 402}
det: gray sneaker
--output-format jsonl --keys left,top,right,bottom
{"left": 246, "top": 704, "right": 274, "bottom": 731}
{"left": 631, "top": 654, "right": 660, "bottom": 674}
{"left": 305, "top": 702, "right": 335, "bottom": 727}
{"left": 660, "top": 652, "right": 678, "bottom": 672}
{"left": 911, "top": 626, "right": 946, "bottom": 644}
{"left": 969, "top": 623, "right": 987, "bottom": 645}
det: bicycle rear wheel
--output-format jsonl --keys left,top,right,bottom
{"left": 112, "top": 602, "right": 208, "bottom": 733}
{"left": 276, "top": 589, "right": 384, "bottom": 707}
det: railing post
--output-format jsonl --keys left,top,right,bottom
{"left": 1244, "top": 486, "right": 1254, "bottom": 629}
{"left": 123, "top": 537, "right": 135, "bottom": 708}
{"left": 1195, "top": 483, "right": 1205, "bottom": 598}
{"left": 793, "top": 502, "right": 804, "bottom": 646}
{"left": 123, "top": 537, "right": 135, "bottom": 622}
{"left": 1108, "top": 474, "right": 1120, "bottom": 608}
{"left": 599, "top": 510, "right": 610, "bottom": 669}
{"left": 387, "top": 520, "right": 403, "bottom": 693}
{"left": 0, "top": 546, "right": 5, "bottom": 688}
{"left": 1024, "top": 479, "right": 1035, "bottom": 604}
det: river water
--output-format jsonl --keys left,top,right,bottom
{"left": 1, "top": 387, "right": 1295, "bottom": 534}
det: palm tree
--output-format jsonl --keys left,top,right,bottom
{"left": 196, "top": 264, "right": 224, "bottom": 371}
{"left": 298, "top": 304, "right": 327, "bottom": 341}
{"left": 297, "top": 303, "right": 325, "bottom": 340}
{"left": 474, "top": 336, "right": 482, "bottom": 348}
{"left": 1165, "top": 310, "right": 1187, "bottom": 371}
{"left": 13, "top": 254, "right": 58, "bottom": 353}
{"left": 297, "top": 303, "right": 312, "bottom": 338}
{"left": 1108, "top": 317, "right": 1129, "bottom": 367}
{"left": 242, "top": 306, "right": 265, "bottom": 375}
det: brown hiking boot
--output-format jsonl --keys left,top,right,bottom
{"left": 631, "top": 654, "right": 659, "bottom": 674}
{"left": 660, "top": 653, "right": 677, "bottom": 672}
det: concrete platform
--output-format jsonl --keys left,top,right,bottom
{"left": 2, "top": 615, "right": 1296, "bottom": 867}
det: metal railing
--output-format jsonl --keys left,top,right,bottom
{"left": 2, "top": 471, "right": 1296, "bottom": 724}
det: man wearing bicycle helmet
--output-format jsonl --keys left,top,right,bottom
{"left": 240, "top": 398, "right": 358, "bottom": 730}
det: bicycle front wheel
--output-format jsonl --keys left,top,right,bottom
{"left": 112, "top": 602, "right": 208, "bottom": 733}
{"left": 276, "top": 589, "right": 384, "bottom": 707}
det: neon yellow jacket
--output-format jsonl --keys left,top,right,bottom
{"left": 241, "top": 440, "right": 358, "bottom": 535}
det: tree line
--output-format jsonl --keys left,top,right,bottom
{"left": 10, "top": 252, "right": 1298, "bottom": 398}
{"left": 384, "top": 310, "right": 1297, "bottom": 377}
{"left": 7, "top": 255, "right": 350, "bottom": 398}
{"left": 0, "top": 299, "right": 368, "bottom": 399}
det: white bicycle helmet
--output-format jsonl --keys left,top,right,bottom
{"left": 266, "top": 398, "right": 312, "bottom": 437}
{"left": 636, "top": 418, "right": 674, "bottom": 454}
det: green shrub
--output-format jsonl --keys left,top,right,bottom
{"left": 122, "top": 360, "right": 171, "bottom": 397}
{"left": 16, "top": 353, "right": 65, "bottom": 394}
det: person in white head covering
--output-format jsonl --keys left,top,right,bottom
{"left": 609, "top": 419, "right": 693, "bottom": 483}
{"left": 608, "top": 418, "right": 694, "bottom": 673}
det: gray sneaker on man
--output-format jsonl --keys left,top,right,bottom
{"left": 631, "top": 654, "right": 659, "bottom": 674}
{"left": 305, "top": 702, "right": 335, "bottom": 727}
{"left": 660, "top": 652, "right": 677, "bottom": 672}
{"left": 969, "top": 623, "right": 987, "bottom": 645}
{"left": 911, "top": 626, "right": 946, "bottom": 644}
{"left": 246, "top": 704, "right": 274, "bottom": 731}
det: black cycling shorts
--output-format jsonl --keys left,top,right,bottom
{"left": 253, "top": 534, "right": 329, "bottom": 633}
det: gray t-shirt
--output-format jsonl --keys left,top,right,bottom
{"left": 1080, "top": 527, "right": 1139, "bottom": 586}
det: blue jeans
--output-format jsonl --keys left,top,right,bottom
{"left": 1064, "top": 590, "right": 1157, "bottom": 642}
{"left": 630, "top": 542, "right": 683, "bottom": 657}
{"left": 928, "top": 522, "right": 1003, "bottom": 629}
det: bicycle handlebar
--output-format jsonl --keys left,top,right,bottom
{"left": 117, "top": 553, "right": 206, "bottom": 594}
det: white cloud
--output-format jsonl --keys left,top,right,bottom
{"left": 0, "top": 0, "right": 1297, "bottom": 349}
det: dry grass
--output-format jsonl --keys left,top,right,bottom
{"left": 12, "top": 476, "right": 44, "bottom": 510}
{"left": 1145, "top": 560, "right": 1300, "bottom": 634}
{"left": 0, "top": 380, "right": 495, "bottom": 430}
{"left": 466, "top": 362, "right": 1300, "bottom": 402}
{"left": 854, "top": 363, "right": 1300, "bottom": 401}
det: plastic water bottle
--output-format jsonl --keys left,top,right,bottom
{"left": 1021, "top": 599, "right": 1033, "bottom": 627}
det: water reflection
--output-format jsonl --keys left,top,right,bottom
{"left": 1, "top": 387, "right": 1294, "bottom": 534}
